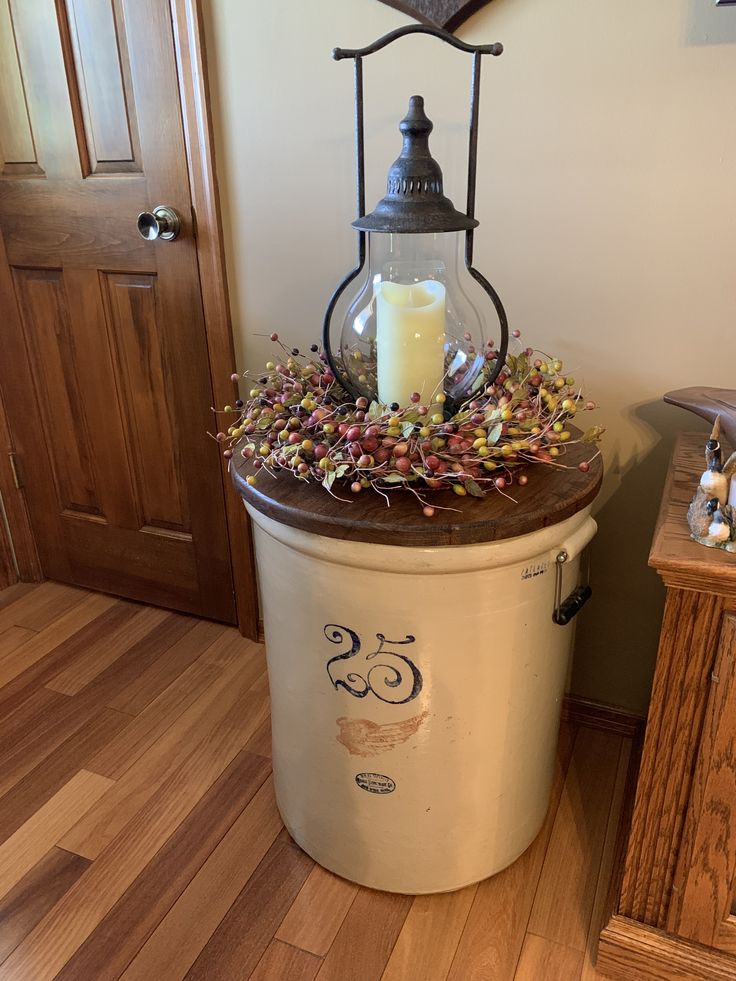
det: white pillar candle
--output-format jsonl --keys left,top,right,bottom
{"left": 376, "top": 280, "right": 446, "bottom": 407}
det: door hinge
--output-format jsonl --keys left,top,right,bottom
{"left": 8, "top": 452, "right": 23, "bottom": 489}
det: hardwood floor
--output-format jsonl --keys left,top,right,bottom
{"left": 0, "top": 582, "right": 631, "bottom": 980}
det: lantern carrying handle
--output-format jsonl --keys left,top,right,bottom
{"left": 323, "top": 24, "right": 509, "bottom": 400}
{"left": 332, "top": 24, "right": 503, "bottom": 60}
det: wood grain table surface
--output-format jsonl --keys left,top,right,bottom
{"left": 232, "top": 436, "right": 603, "bottom": 548}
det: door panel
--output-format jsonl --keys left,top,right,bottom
{"left": 12, "top": 266, "right": 101, "bottom": 518}
{"left": 0, "top": 0, "right": 41, "bottom": 176}
{"left": 63, "top": 0, "right": 142, "bottom": 174}
{"left": 102, "top": 271, "right": 190, "bottom": 533}
{"left": 0, "top": 0, "right": 235, "bottom": 622}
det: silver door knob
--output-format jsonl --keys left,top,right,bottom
{"left": 137, "top": 205, "right": 181, "bottom": 241}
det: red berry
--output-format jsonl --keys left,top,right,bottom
{"left": 578, "top": 461, "right": 590, "bottom": 473}
{"left": 518, "top": 474, "right": 528, "bottom": 486}
{"left": 314, "top": 444, "right": 328, "bottom": 460}
{"left": 425, "top": 456, "right": 441, "bottom": 472}
{"left": 358, "top": 454, "right": 373, "bottom": 469}
{"left": 270, "top": 332, "right": 279, "bottom": 341}
{"left": 230, "top": 373, "right": 240, "bottom": 383}
{"left": 395, "top": 456, "right": 412, "bottom": 473}
{"left": 346, "top": 426, "right": 361, "bottom": 442}
{"left": 351, "top": 481, "right": 362, "bottom": 493}
{"left": 495, "top": 477, "right": 506, "bottom": 489}
{"left": 512, "top": 329, "right": 521, "bottom": 338}
{"left": 423, "top": 505, "right": 435, "bottom": 518}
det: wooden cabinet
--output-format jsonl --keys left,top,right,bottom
{"left": 599, "top": 434, "right": 736, "bottom": 980}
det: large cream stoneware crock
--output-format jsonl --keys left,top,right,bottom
{"left": 245, "top": 501, "right": 596, "bottom": 895}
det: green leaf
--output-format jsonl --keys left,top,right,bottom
{"left": 487, "top": 423, "right": 503, "bottom": 445}
{"left": 582, "top": 426, "right": 605, "bottom": 443}
{"left": 382, "top": 473, "right": 407, "bottom": 484}
{"left": 368, "top": 401, "right": 382, "bottom": 421}
{"left": 511, "top": 388, "right": 525, "bottom": 407}
{"left": 465, "top": 478, "right": 485, "bottom": 498}
{"left": 402, "top": 421, "right": 416, "bottom": 438}
{"left": 514, "top": 353, "right": 528, "bottom": 378}
{"left": 335, "top": 464, "right": 350, "bottom": 478}
{"left": 323, "top": 470, "right": 336, "bottom": 489}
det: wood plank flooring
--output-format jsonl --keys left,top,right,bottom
{"left": 0, "top": 582, "right": 631, "bottom": 980}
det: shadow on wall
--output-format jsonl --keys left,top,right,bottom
{"left": 571, "top": 399, "right": 710, "bottom": 716}
{"left": 686, "top": 0, "right": 736, "bottom": 44}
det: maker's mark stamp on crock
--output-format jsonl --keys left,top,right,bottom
{"left": 521, "top": 562, "right": 549, "bottom": 581}
{"left": 355, "top": 772, "right": 396, "bottom": 794}
{"left": 324, "top": 624, "right": 422, "bottom": 705}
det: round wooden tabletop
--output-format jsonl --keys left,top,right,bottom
{"left": 231, "top": 438, "right": 602, "bottom": 548}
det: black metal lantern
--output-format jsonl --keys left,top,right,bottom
{"left": 323, "top": 25, "right": 509, "bottom": 412}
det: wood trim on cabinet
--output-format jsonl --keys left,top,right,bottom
{"left": 617, "top": 586, "right": 724, "bottom": 928}
{"left": 168, "top": 0, "right": 258, "bottom": 638}
{"left": 598, "top": 914, "right": 736, "bottom": 981}
{"left": 667, "top": 613, "right": 736, "bottom": 946}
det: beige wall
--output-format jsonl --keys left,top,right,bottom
{"left": 203, "top": 0, "right": 736, "bottom": 714}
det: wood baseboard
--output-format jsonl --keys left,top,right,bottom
{"left": 562, "top": 694, "right": 645, "bottom": 738}
{"left": 598, "top": 914, "right": 736, "bottom": 980}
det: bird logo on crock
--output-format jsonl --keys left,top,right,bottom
{"left": 324, "top": 624, "right": 423, "bottom": 705}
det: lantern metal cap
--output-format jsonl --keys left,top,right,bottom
{"left": 352, "top": 95, "right": 478, "bottom": 234}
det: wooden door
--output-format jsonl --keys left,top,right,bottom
{"left": 0, "top": 0, "right": 235, "bottom": 622}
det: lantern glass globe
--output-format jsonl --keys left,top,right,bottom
{"left": 339, "top": 230, "right": 487, "bottom": 409}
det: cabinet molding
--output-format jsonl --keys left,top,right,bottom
{"left": 599, "top": 914, "right": 736, "bottom": 981}
{"left": 599, "top": 434, "right": 736, "bottom": 977}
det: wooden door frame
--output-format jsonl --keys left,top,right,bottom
{"left": 168, "top": 0, "right": 258, "bottom": 639}
{"left": 0, "top": 0, "right": 259, "bottom": 638}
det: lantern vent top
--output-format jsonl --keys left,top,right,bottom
{"left": 352, "top": 95, "right": 478, "bottom": 235}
